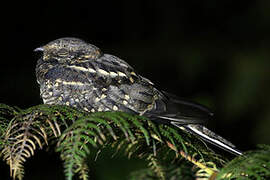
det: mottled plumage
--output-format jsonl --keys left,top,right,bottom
{"left": 35, "top": 37, "right": 242, "bottom": 155}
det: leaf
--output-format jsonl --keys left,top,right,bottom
{"left": 0, "top": 104, "right": 85, "bottom": 179}
{"left": 217, "top": 144, "right": 270, "bottom": 179}
{"left": 0, "top": 104, "right": 232, "bottom": 180}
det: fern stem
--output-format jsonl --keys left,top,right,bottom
{"left": 166, "top": 141, "right": 218, "bottom": 177}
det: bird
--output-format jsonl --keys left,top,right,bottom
{"left": 35, "top": 37, "right": 242, "bottom": 155}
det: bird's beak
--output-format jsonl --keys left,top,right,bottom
{"left": 34, "top": 47, "right": 44, "bottom": 52}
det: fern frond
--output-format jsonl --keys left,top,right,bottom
{"left": 57, "top": 109, "right": 223, "bottom": 180}
{"left": 0, "top": 104, "right": 19, "bottom": 148}
{"left": 1, "top": 111, "right": 55, "bottom": 179}
{"left": 0, "top": 104, "right": 86, "bottom": 179}
{"left": 217, "top": 144, "right": 270, "bottom": 180}
{"left": 56, "top": 111, "right": 150, "bottom": 180}
{"left": 57, "top": 122, "right": 95, "bottom": 180}
{"left": 0, "top": 104, "right": 230, "bottom": 180}
{"left": 146, "top": 154, "right": 165, "bottom": 180}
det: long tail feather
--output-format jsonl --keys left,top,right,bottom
{"left": 173, "top": 123, "right": 242, "bottom": 156}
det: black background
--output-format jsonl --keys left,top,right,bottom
{"left": 1, "top": 0, "right": 270, "bottom": 179}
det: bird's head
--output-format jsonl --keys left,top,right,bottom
{"left": 34, "top": 37, "right": 101, "bottom": 63}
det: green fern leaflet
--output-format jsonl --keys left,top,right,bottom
{"left": 0, "top": 103, "right": 269, "bottom": 180}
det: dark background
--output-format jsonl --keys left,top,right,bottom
{"left": 1, "top": 0, "right": 270, "bottom": 179}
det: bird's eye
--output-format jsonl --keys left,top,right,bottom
{"left": 57, "top": 48, "right": 69, "bottom": 57}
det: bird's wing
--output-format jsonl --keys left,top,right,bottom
{"left": 59, "top": 53, "right": 213, "bottom": 124}
{"left": 93, "top": 55, "right": 214, "bottom": 124}
{"left": 145, "top": 91, "right": 214, "bottom": 125}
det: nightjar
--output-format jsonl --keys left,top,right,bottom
{"left": 35, "top": 37, "right": 242, "bottom": 155}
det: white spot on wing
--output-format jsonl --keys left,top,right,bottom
{"left": 113, "top": 105, "right": 118, "bottom": 111}
{"left": 129, "top": 77, "right": 134, "bottom": 83}
{"left": 100, "top": 94, "right": 107, "bottom": 99}
{"left": 87, "top": 68, "right": 96, "bottom": 73}
{"left": 124, "top": 94, "right": 130, "bottom": 100}
{"left": 95, "top": 97, "right": 100, "bottom": 102}
{"left": 123, "top": 100, "right": 128, "bottom": 105}
{"left": 55, "top": 79, "right": 62, "bottom": 83}
{"left": 98, "top": 69, "right": 110, "bottom": 76}
{"left": 62, "top": 81, "right": 84, "bottom": 86}
{"left": 109, "top": 71, "right": 118, "bottom": 77}
{"left": 117, "top": 71, "right": 126, "bottom": 77}
{"left": 68, "top": 65, "right": 96, "bottom": 73}
{"left": 56, "top": 78, "right": 85, "bottom": 86}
